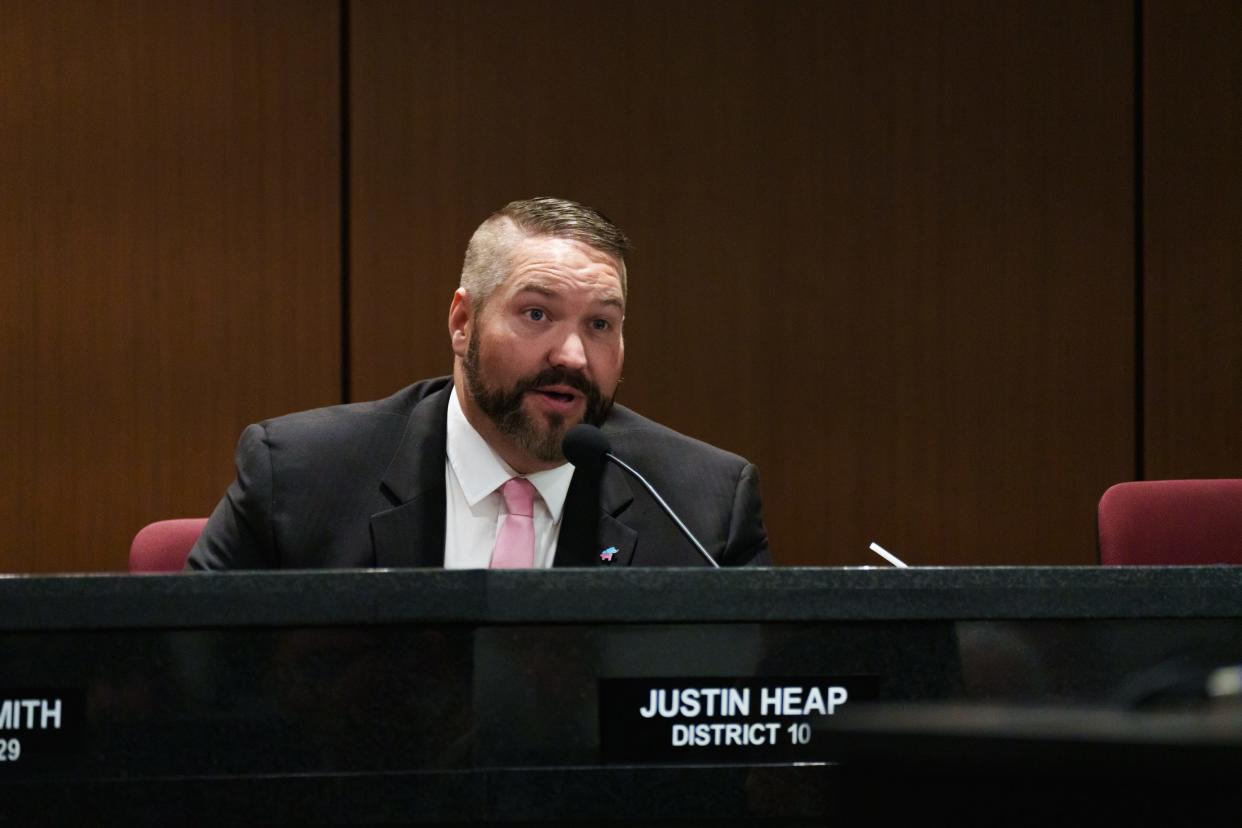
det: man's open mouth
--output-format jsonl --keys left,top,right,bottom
{"left": 534, "top": 388, "right": 576, "bottom": 404}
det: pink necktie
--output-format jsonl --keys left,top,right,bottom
{"left": 489, "top": 478, "right": 536, "bottom": 568}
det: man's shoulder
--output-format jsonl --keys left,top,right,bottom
{"left": 253, "top": 377, "right": 451, "bottom": 449}
{"left": 603, "top": 404, "right": 750, "bottom": 470}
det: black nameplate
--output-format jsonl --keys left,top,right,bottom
{"left": 0, "top": 689, "right": 85, "bottom": 775}
{"left": 599, "top": 676, "right": 878, "bottom": 763}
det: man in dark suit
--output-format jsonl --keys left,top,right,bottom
{"left": 188, "top": 197, "right": 769, "bottom": 570}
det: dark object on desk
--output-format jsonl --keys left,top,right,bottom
{"left": 823, "top": 701, "right": 1242, "bottom": 823}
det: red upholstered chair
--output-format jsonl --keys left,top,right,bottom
{"left": 1098, "top": 480, "right": 1242, "bottom": 565}
{"left": 129, "top": 518, "right": 209, "bottom": 572}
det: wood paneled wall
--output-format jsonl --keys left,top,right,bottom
{"left": 349, "top": 0, "right": 1135, "bottom": 566}
{"left": 0, "top": 1, "right": 341, "bottom": 572}
{"left": 5, "top": 1, "right": 1240, "bottom": 572}
{"left": 1144, "top": 0, "right": 1242, "bottom": 479}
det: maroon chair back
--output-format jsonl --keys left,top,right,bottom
{"left": 129, "top": 518, "right": 209, "bottom": 572}
{"left": 1098, "top": 479, "right": 1242, "bottom": 565}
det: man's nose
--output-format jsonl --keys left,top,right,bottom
{"left": 549, "top": 328, "right": 588, "bottom": 371}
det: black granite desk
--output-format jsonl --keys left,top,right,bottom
{"left": 1, "top": 567, "right": 1240, "bottom": 824}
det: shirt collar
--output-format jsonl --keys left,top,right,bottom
{"left": 446, "top": 387, "right": 575, "bottom": 523}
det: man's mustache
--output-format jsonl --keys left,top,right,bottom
{"left": 513, "top": 368, "right": 600, "bottom": 399}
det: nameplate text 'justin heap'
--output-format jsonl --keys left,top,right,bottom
{"left": 599, "top": 677, "right": 878, "bottom": 763}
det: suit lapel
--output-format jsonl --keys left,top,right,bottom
{"left": 370, "top": 385, "right": 451, "bottom": 567}
{"left": 597, "top": 512, "right": 638, "bottom": 567}
{"left": 555, "top": 465, "right": 638, "bottom": 567}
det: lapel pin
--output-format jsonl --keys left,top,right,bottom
{"left": 599, "top": 546, "right": 618, "bottom": 563}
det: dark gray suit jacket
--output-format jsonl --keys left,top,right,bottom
{"left": 187, "top": 377, "right": 770, "bottom": 569}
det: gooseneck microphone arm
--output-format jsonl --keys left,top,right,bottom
{"left": 601, "top": 452, "right": 720, "bottom": 568}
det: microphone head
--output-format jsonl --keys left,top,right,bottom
{"left": 562, "top": 424, "right": 611, "bottom": 471}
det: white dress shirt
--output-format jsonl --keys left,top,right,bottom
{"left": 443, "top": 387, "right": 574, "bottom": 568}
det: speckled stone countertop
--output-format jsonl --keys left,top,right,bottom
{"left": 1, "top": 566, "right": 1238, "bottom": 630}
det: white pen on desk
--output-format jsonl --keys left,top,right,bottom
{"left": 868, "top": 542, "right": 909, "bottom": 568}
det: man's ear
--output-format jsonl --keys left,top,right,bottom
{"left": 448, "top": 288, "right": 472, "bottom": 358}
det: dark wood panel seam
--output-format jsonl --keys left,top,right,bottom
{"left": 1133, "top": 0, "right": 1146, "bottom": 481}
{"left": 340, "top": 0, "right": 353, "bottom": 404}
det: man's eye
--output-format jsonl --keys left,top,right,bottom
{"left": 525, "top": 309, "right": 546, "bottom": 322}
{"left": 591, "top": 318, "right": 611, "bottom": 331}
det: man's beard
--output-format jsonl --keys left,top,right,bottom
{"left": 462, "top": 332, "right": 614, "bottom": 463}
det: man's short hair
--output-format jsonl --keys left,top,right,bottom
{"left": 460, "top": 197, "right": 632, "bottom": 310}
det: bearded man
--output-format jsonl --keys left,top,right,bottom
{"left": 187, "top": 198, "right": 770, "bottom": 570}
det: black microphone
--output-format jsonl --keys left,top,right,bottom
{"left": 562, "top": 424, "right": 720, "bottom": 568}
